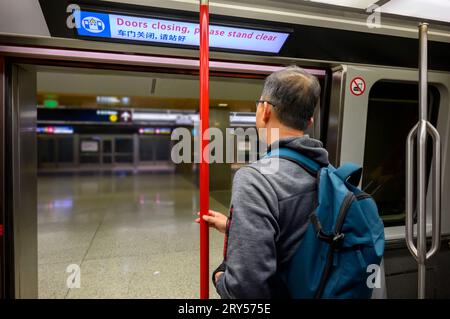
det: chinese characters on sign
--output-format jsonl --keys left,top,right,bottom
{"left": 77, "top": 11, "right": 290, "bottom": 53}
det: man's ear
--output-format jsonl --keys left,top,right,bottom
{"left": 306, "top": 117, "right": 314, "bottom": 129}
{"left": 262, "top": 102, "right": 272, "bottom": 123}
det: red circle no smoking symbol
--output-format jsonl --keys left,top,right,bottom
{"left": 350, "top": 76, "right": 366, "bottom": 96}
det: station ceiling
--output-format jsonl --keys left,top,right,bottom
{"left": 37, "top": 68, "right": 263, "bottom": 112}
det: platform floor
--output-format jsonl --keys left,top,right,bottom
{"left": 37, "top": 172, "right": 227, "bottom": 299}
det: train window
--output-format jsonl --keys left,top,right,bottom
{"left": 79, "top": 155, "right": 100, "bottom": 164}
{"left": 362, "top": 81, "right": 440, "bottom": 227}
{"left": 80, "top": 138, "right": 100, "bottom": 164}
{"left": 154, "top": 136, "right": 171, "bottom": 161}
{"left": 38, "top": 137, "right": 55, "bottom": 165}
{"left": 103, "top": 155, "right": 112, "bottom": 164}
{"left": 139, "top": 137, "right": 155, "bottom": 161}
{"left": 115, "top": 154, "right": 133, "bottom": 163}
{"left": 103, "top": 140, "right": 112, "bottom": 153}
{"left": 57, "top": 137, "right": 74, "bottom": 163}
{"left": 80, "top": 139, "right": 99, "bottom": 153}
{"left": 115, "top": 138, "right": 133, "bottom": 153}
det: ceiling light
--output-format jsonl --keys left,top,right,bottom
{"left": 133, "top": 113, "right": 179, "bottom": 121}
{"left": 230, "top": 113, "right": 256, "bottom": 124}
{"left": 308, "top": 0, "right": 379, "bottom": 10}
{"left": 380, "top": 0, "right": 450, "bottom": 23}
{"left": 121, "top": 97, "right": 130, "bottom": 105}
{"left": 96, "top": 96, "right": 120, "bottom": 104}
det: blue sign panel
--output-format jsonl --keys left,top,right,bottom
{"left": 77, "top": 11, "right": 111, "bottom": 38}
{"left": 76, "top": 10, "right": 289, "bottom": 53}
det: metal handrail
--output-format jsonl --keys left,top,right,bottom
{"left": 405, "top": 23, "right": 441, "bottom": 299}
{"left": 425, "top": 122, "right": 441, "bottom": 260}
{"left": 405, "top": 123, "right": 418, "bottom": 261}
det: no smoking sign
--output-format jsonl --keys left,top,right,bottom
{"left": 350, "top": 76, "right": 366, "bottom": 96}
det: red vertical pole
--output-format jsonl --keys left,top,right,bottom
{"left": 199, "top": 0, "right": 210, "bottom": 299}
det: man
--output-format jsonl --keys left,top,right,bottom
{"left": 195, "top": 66, "right": 329, "bottom": 298}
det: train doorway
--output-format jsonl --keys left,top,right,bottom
{"left": 7, "top": 63, "right": 267, "bottom": 298}
{"left": 1, "top": 58, "right": 328, "bottom": 299}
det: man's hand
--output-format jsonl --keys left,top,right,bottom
{"left": 195, "top": 210, "right": 228, "bottom": 233}
{"left": 214, "top": 271, "right": 224, "bottom": 283}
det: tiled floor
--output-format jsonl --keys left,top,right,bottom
{"left": 37, "top": 172, "right": 228, "bottom": 299}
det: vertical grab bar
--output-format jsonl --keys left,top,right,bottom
{"left": 405, "top": 23, "right": 441, "bottom": 299}
{"left": 406, "top": 123, "right": 418, "bottom": 261}
{"left": 199, "top": 0, "right": 210, "bottom": 299}
{"left": 426, "top": 122, "right": 441, "bottom": 260}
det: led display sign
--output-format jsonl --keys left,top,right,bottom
{"left": 37, "top": 126, "right": 74, "bottom": 134}
{"left": 139, "top": 128, "right": 172, "bottom": 135}
{"left": 76, "top": 10, "right": 290, "bottom": 53}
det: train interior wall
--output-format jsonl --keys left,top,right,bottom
{"left": 357, "top": 78, "right": 450, "bottom": 298}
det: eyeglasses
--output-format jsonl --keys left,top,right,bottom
{"left": 255, "top": 100, "right": 276, "bottom": 108}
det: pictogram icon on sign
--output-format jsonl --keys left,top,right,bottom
{"left": 118, "top": 110, "right": 133, "bottom": 123}
{"left": 350, "top": 76, "right": 366, "bottom": 96}
{"left": 120, "top": 111, "right": 131, "bottom": 122}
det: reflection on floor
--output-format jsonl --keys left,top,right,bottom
{"left": 38, "top": 172, "right": 228, "bottom": 299}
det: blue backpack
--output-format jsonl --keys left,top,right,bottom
{"left": 265, "top": 147, "right": 385, "bottom": 299}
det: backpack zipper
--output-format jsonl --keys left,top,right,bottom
{"left": 335, "top": 192, "right": 355, "bottom": 233}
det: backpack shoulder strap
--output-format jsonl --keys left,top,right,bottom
{"left": 265, "top": 147, "right": 322, "bottom": 176}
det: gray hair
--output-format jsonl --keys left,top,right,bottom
{"left": 261, "top": 65, "right": 321, "bottom": 131}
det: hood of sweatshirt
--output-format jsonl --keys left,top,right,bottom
{"left": 268, "top": 135, "right": 329, "bottom": 166}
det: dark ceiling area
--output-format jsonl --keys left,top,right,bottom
{"left": 38, "top": 0, "right": 450, "bottom": 71}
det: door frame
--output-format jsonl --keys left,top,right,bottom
{"left": 0, "top": 41, "right": 330, "bottom": 299}
{"left": 2, "top": 62, "right": 38, "bottom": 298}
{"left": 0, "top": 54, "right": 5, "bottom": 300}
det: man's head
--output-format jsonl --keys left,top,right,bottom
{"left": 256, "top": 66, "right": 321, "bottom": 142}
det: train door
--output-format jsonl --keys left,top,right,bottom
{"left": 2, "top": 63, "right": 38, "bottom": 298}
{"left": 113, "top": 135, "right": 135, "bottom": 167}
{"left": 101, "top": 136, "right": 114, "bottom": 167}
{"left": 328, "top": 65, "right": 450, "bottom": 298}
{"left": 0, "top": 57, "right": 3, "bottom": 299}
{"left": 79, "top": 136, "right": 102, "bottom": 168}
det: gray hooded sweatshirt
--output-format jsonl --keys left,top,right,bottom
{"left": 214, "top": 135, "right": 329, "bottom": 299}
